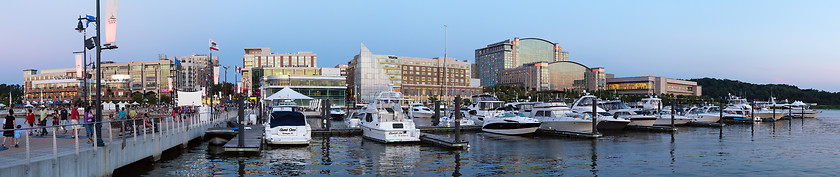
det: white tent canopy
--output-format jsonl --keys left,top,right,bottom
{"left": 264, "top": 87, "right": 314, "bottom": 100}
{"left": 131, "top": 102, "right": 140, "bottom": 105}
{"left": 0, "top": 103, "right": 6, "bottom": 107}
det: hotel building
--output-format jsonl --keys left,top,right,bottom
{"left": 240, "top": 48, "right": 317, "bottom": 96}
{"left": 240, "top": 48, "right": 347, "bottom": 105}
{"left": 347, "top": 43, "right": 482, "bottom": 105}
{"left": 606, "top": 76, "right": 702, "bottom": 96}
{"left": 475, "top": 38, "right": 569, "bottom": 87}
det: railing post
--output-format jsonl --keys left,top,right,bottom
{"left": 74, "top": 126, "right": 79, "bottom": 155}
{"left": 25, "top": 131, "right": 30, "bottom": 167}
{"left": 108, "top": 120, "right": 113, "bottom": 143}
{"left": 133, "top": 120, "right": 137, "bottom": 143}
{"left": 151, "top": 118, "right": 155, "bottom": 140}
{"left": 52, "top": 127, "right": 57, "bottom": 160}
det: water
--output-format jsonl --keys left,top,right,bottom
{"left": 126, "top": 110, "right": 840, "bottom": 176}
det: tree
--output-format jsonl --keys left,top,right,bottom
{"left": 131, "top": 92, "right": 144, "bottom": 104}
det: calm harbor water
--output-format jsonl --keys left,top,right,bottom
{"left": 125, "top": 110, "right": 840, "bottom": 176}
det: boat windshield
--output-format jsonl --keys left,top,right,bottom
{"left": 269, "top": 111, "right": 306, "bottom": 127}
{"left": 601, "top": 102, "right": 631, "bottom": 110}
{"left": 330, "top": 107, "right": 342, "bottom": 111}
{"left": 496, "top": 112, "right": 525, "bottom": 118}
{"left": 479, "top": 102, "right": 504, "bottom": 110}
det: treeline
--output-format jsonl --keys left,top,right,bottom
{"left": 0, "top": 84, "right": 24, "bottom": 105}
{"left": 689, "top": 78, "right": 840, "bottom": 105}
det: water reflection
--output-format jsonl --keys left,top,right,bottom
{"left": 360, "top": 140, "right": 421, "bottom": 176}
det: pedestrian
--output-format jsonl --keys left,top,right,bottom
{"left": 84, "top": 107, "right": 94, "bottom": 144}
{"left": 52, "top": 109, "right": 60, "bottom": 130}
{"left": 25, "top": 109, "right": 35, "bottom": 135}
{"left": 60, "top": 106, "right": 69, "bottom": 134}
{"left": 2, "top": 109, "right": 15, "bottom": 148}
{"left": 70, "top": 106, "right": 80, "bottom": 138}
{"left": 39, "top": 108, "right": 48, "bottom": 136}
{"left": 13, "top": 125, "right": 21, "bottom": 148}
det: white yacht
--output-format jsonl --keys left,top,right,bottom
{"left": 462, "top": 94, "right": 506, "bottom": 125}
{"left": 789, "top": 101, "right": 822, "bottom": 118}
{"left": 330, "top": 106, "right": 346, "bottom": 120}
{"left": 264, "top": 100, "right": 311, "bottom": 145}
{"left": 481, "top": 111, "right": 541, "bottom": 135}
{"left": 599, "top": 100, "right": 657, "bottom": 126}
{"left": 570, "top": 95, "right": 631, "bottom": 130}
{"left": 684, "top": 106, "right": 728, "bottom": 123}
{"left": 344, "top": 110, "right": 362, "bottom": 128}
{"left": 654, "top": 106, "right": 695, "bottom": 126}
{"left": 438, "top": 109, "right": 476, "bottom": 126}
{"left": 723, "top": 95, "right": 754, "bottom": 119}
{"left": 407, "top": 103, "right": 434, "bottom": 119}
{"left": 358, "top": 92, "right": 420, "bottom": 143}
{"left": 529, "top": 102, "right": 595, "bottom": 133}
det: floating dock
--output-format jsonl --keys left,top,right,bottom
{"left": 312, "top": 128, "right": 362, "bottom": 136}
{"left": 223, "top": 125, "right": 264, "bottom": 153}
{"left": 625, "top": 125, "right": 678, "bottom": 132}
{"left": 420, "top": 134, "right": 469, "bottom": 149}
{"left": 535, "top": 129, "right": 603, "bottom": 138}
{"left": 684, "top": 122, "right": 726, "bottom": 127}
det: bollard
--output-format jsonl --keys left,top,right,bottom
{"left": 592, "top": 97, "right": 598, "bottom": 134}
{"left": 454, "top": 96, "right": 462, "bottom": 142}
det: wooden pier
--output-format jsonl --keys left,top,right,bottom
{"left": 420, "top": 134, "right": 469, "bottom": 149}
{"left": 223, "top": 125, "right": 264, "bottom": 153}
{"left": 625, "top": 125, "right": 678, "bottom": 132}
{"left": 535, "top": 129, "right": 603, "bottom": 138}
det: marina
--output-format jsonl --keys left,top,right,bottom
{"left": 121, "top": 110, "right": 840, "bottom": 176}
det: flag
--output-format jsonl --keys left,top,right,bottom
{"left": 173, "top": 56, "right": 181, "bottom": 65}
{"left": 236, "top": 66, "right": 241, "bottom": 73}
{"left": 209, "top": 39, "right": 219, "bottom": 51}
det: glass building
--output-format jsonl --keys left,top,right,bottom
{"left": 260, "top": 74, "right": 347, "bottom": 106}
{"left": 499, "top": 61, "right": 605, "bottom": 92}
{"left": 475, "top": 38, "right": 569, "bottom": 87}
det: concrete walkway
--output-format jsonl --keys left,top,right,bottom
{"left": 0, "top": 110, "right": 240, "bottom": 177}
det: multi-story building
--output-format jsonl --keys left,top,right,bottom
{"left": 475, "top": 38, "right": 569, "bottom": 87}
{"left": 334, "top": 64, "right": 348, "bottom": 76}
{"left": 606, "top": 76, "right": 702, "bottom": 96}
{"left": 241, "top": 48, "right": 317, "bottom": 96}
{"left": 258, "top": 68, "right": 346, "bottom": 106}
{"left": 498, "top": 61, "right": 606, "bottom": 91}
{"left": 23, "top": 54, "right": 217, "bottom": 105}
{"left": 347, "top": 43, "right": 482, "bottom": 105}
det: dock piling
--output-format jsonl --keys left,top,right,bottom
{"left": 433, "top": 101, "right": 440, "bottom": 126}
{"left": 591, "top": 97, "right": 598, "bottom": 134}
{"left": 454, "top": 96, "right": 461, "bottom": 143}
{"left": 238, "top": 95, "right": 245, "bottom": 147}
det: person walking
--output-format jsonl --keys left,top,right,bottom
{"left": 59, "top": 106, "right": 68, "bottom": 134}
{"left": 70, "top": 106, "right": 80, "bottom": 138}
{"left": 25, "top": 109, "right": 35, "bottom": 135}
{"left": 84, "top": 107, "right": 94, "bottom": 144}
{"left": 2, "top": 109, "right": 15, "bottom": 148}
{"left": 39, "top": 108, "right": 48, "bottom": 136}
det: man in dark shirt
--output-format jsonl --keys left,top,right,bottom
{"left": 60, "top": 106, "right": 69, "bottom": 134}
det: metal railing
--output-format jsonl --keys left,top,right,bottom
{"left": 0, "top": 109, "right": 236, "bottom": 168}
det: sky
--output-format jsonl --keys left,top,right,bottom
{"left": 2, "top": 0, "right": 840, "bottom": 91}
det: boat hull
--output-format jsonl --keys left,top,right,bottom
{"left": 627, "top": 116, "right": 657, "bottom": 126}
{"left": 755, "top": 112, "right": 787, "bottom": 120}
{"left": 597, "top": 120, "right": 630, "bottom": 130}
{"left": 411, "top": 112, "right": 434, "bottom": 119}
{"left": 653, "top": 118, "right": 693, "bottom": 126}
{"left": 482, "top": 123, "right": 540, "bottom": 135}
{"left": 360, "top": 125, "right": 421, "bottom": 143}
{"left": 539, "top": 120, "right": 594, "bottom": 133}
{"left": 690, "top": 115, "right": 720, "bottom": 123}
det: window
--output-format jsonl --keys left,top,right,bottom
{"left": 365, "top": 113, "right": 373, "bottom": 122}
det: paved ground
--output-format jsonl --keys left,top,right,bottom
{"left": 0, "top": 110, "right": 239, "bottom": 157}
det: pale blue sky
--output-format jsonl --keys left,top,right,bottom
{"left": 2, "top": 0, "right": 839, "bottom": 91}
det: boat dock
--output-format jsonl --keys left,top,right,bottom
{"left": 420, "top": 134, "right": 469, "bottom": 149}
{"left": 625, "top": 125, "right": 679, "bottom": 132}
{"left": 535, "top": 129, "right": 603, "bottom": 138}
{"left": 223, "top": 125, "right": 264, "bottom": 153}
{"left": 684, "top": 122, "right": 726, "bottom": 127}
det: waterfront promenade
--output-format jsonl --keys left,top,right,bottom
{"left": 0, "top": 109, "right": 239, "bottom": 177}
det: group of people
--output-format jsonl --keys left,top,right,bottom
{"left": 2, "top": 106, "right": 97, "bottom": 148}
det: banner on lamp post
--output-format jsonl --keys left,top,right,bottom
{"left": 167, "top": 78, "right": 173, "bottom": 91}
{"left": 213, "top": 67, "right": 220, "bottom": 85}
{"left": 104, "top": 0, "right": 119, "bottom": 44}
{"left": 75, "top": 54, "right": 83, "bottom": 78}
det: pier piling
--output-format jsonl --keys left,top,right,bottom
{"left": 454, "top": 96, "right": 461, "bottom": 143}
{"left": 591, "top": 98, "right": 598, "bottom": 134}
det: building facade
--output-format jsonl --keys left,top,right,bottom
{"left": 259, "top": 70, "right": 346, "bottom": 106}
{"left": 23, "top": 54, "right": 217, "bottom": 105}
{"left": 241, "top": 48, "right": 317, "bottom": 96}
{"left": 498, "top": 61, "right": 606, "bottom": 92}
{"left": 347, "top": 43, "right": 482, "bottom": 105}
{"left": 606, "top": 76, "right": 702, "bottom": 96}
{"left": 475, "top": 38, "right": 569, "bottom": 87}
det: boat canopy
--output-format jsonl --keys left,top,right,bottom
{"left": 265, "top": 87, "right": 314, "bottom": 100}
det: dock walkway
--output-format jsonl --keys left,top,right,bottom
{"left": 223, "top": 125, "right": 264, "bottom": 153}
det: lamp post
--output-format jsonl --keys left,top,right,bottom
{"left": 93, "top": 0, "right": 118, "bottom": 146}
{"left": 74, "top": 16, "right": 90, "bottom": 107}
